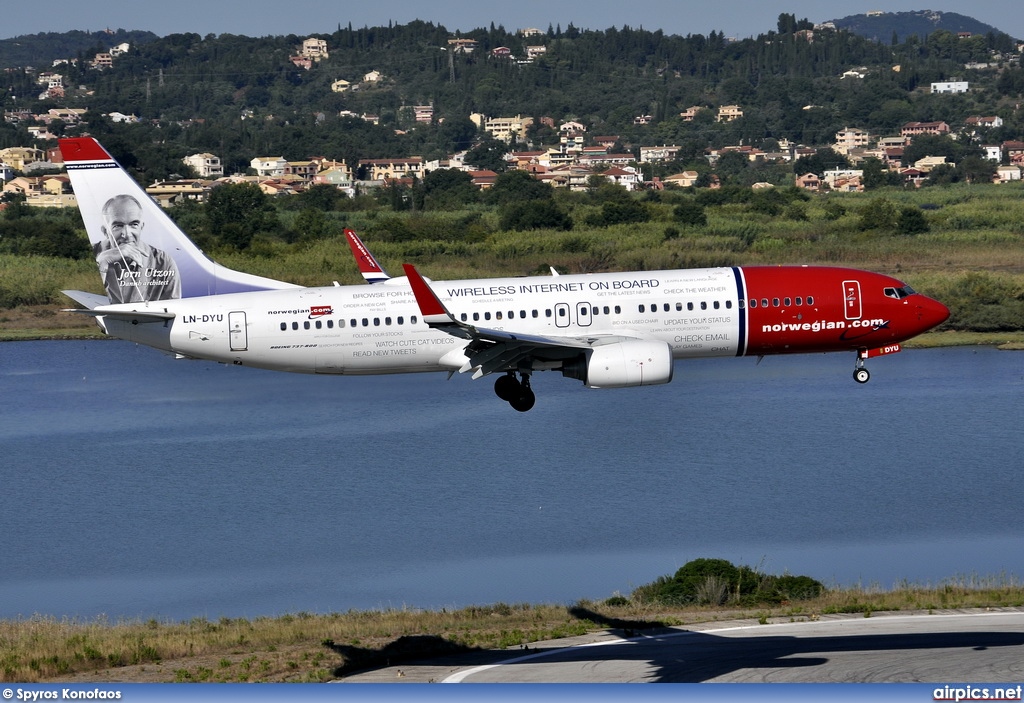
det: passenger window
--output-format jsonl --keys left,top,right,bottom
{"left": 738, "top": 299, "right": 744, "bottom": 309}
{"left": 639, "top": 304, "right": 646, "bottom": 313}
{"left": 749, "top": 299, "right": 756, "bottom": 308}
{"left": 303, "top": 321, "right": 310, "bottom": 330}
{"left": 315, "top": 320, "right": 322, "bottom": 329}
{"left": 460, "top": 313, "right": 468, "bottom": 322}
{"left": 713, "top": 301, "right": 720, "bottom": 309}
{"left": 580, "top": 307, "right": 589, "bottom": 316}
{"left": 339, "top": 319, "right": 346, "bottom": 328}
{"left": 545, "top": 309, "right": 552, "bottom": 318}
{"left": 687, "top": 302, "right": 694, "bottom": 311}
{"left": 396, "top": 317, "right": 402, "bottom": 325}
{"left": 784, "top": 297, "right": 791, "bottom": 306}
{"left": 485, "top": 312, "right": 491, "bottom": 321}
{"left": 473, "top": 312, "right": 480, "bottom": 321}
{"left": 373, "top": 318, "right": 380, "bottom": 326}
{"left": 772, "top": 298, "right": 780, "bottom": 307}
{"left": 496, "top": 312, "right": 503, "bottom": 320}
{"left": 532, "top": 310, "right": 539, "bottom": 318}
{"left": 700, "top": 301, "right": 707, "bottom": 310}
{"left": 761, "top": 299, "right": 769, "bottom": 308}
{"left": 795, "top": 297, "right": 802, "bottom": 306}
{"left": 327, "top": 320, "right": 334, "bottom": 329}
{"left": 676, "top": 302, "right": 683, "bottom": 311}
{"left": 806, "top": 296, "right": 814, "bottom": 305}
{"left": 557, "top": 308, "right": 566, "bottom": 317}
{"left": 614, "top": 306, "right": 621, "bottom": 314}
{"left": 520, "top": 310, "right": 527, "bottom": 318}
{"left": 411, "top": 316, "right": 418, "bottom": 324}
{"left": 603, "top": 306, "right": 610, "bottom": 314}
{"left": 726, "top": 301, "right": 733, "bottom": 309}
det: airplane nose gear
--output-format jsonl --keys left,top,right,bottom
{"left": 853, "top": 353, "right": 870, "bottom": 384}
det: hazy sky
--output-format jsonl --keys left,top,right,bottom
{"left": 3, "top": 0, "right": 1023, "bottom": 41}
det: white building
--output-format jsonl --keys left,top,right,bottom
{"left": 931, "top": 81, "right": 969, "bottom": 94}
{"left": 183, "top": 153, "right": 224, "bottom": 178}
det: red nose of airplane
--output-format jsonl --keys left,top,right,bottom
{"left": 917, "top": 295, "right": 950, "bottom": 332}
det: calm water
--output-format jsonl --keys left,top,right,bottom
{"left": 0, "top": 340, "right": 1021, "bottom": 621}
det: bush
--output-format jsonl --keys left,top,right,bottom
{"left": 632, "top": 558, "right": 824, "bottom": 606}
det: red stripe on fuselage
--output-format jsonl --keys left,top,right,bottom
{"left": 740, "top": 266, "right": 946, "bottom": 355}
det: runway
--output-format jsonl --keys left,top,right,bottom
{"left": 338, "top": 609, "right": 1024, "bottom": 683}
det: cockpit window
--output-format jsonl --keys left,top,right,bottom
{"left": 884, "top": 286, "right": 916, "bottom": 299}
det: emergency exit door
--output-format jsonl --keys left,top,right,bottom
{"left": 229, "top": 311, "right": 248, "bottom": 351}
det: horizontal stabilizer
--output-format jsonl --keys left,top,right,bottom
{"left": 62, "top": 308, "right": 176, "bottom": 323}
{"left": 61, "top": 290, "right": 110, "bottom": 310}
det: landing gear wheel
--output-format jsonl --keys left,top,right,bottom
{"left": 494, "top": 373, "right": 520, "bottom": 401}
{"left": 509, "top": 386, "right": 535, "bottom": 412}
{"left": 508, "top": 374, "right": 535, "bottom": 412}
{"left": 853, "top": 368, "right": 870, "bottom": 384}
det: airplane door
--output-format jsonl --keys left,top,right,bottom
{"left": 554, "top": 302, "right": 570, "bottom": 328}
{"left": 229, "top": 311, "right": 248, "bottom": 351}
{"left": 843, "top": 280, "right": 862, "bottom": 320}
{"left": 576, "top": 302, "right": 592, "bottom": 328}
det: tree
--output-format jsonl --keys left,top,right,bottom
{"left": 499, "top": 200, "right": 572, "bottom": 231}
{"left": 205, "top": 182, "right": 278, "bottom": 249}
{"left": 896, "top": 206, "right": 929, "bottom": 235}
{"left": 858, "top": 198, "right": 898, "bottom": 231}
{"left": 465, "top": 139, "right": 510, "bottom": 173}
{"left": 487, "top": 169, "right": 554, "bottom": 205}
{"left": 672, "top": 200, "right": 707, "bottom": 227}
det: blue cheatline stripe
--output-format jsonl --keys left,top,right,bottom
{"left": 731, "top": 266, "right": 747, "bottom": 357}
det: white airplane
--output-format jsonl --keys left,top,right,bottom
{"left": 60, "top": 137, "right": 950, "bottom": 411}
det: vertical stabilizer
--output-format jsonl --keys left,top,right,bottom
{"left": 60, "top": 137, "right": 300, "bottom": 302}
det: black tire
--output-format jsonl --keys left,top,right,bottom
{"left": 854, "top": 368, "right": 870, "bottom": 384}
{"left": 509, "top": 387, "right": 536, "bottom": 412}
{"left": 494, "top": 373, "right": 520, "bottom": 401}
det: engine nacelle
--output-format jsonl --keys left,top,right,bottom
{"left": 562, "top": 340, "right": 674, "bottom": 388}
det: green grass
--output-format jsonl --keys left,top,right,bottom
{"left": 2, "top": 576, "right": 1022, "bottom": 683}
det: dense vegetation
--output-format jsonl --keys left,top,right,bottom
{"left": 2, "top": 17, "right": 1024, "bottom": 176}
{"left": 631, "top": 558, "right": 825, "bottom": 606}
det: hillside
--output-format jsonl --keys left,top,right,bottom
{"left": 831, "top": 10, "right": 1013, "bottom": 43}
{"left": 0, "top": 29, "right": 158, "bottom": 68}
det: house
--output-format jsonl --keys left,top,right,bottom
{"left": 525, "top": 46, "right": 547, "bottom": 61}
{"left": 931, "top": 81, "right": 968, "bottom": 94}
{"left": 633, "top": 115, "right": 654, "bottom": 125}
{"left": 680, "top": 106, "right": 704, "bottom": 121}
{"left": 290, "top": 56, "right": 313, "bottom": 70}
{"left": 982, "top": 145, "right": 1002, "bottom": 162}
{"left": 995, "top": 165, "right": 1021, "bottom": 183}
{"left": 913, "top": 156, "right": 948, "bottom": 172}
{"left": 251, "top": 156, "right": 288, "bottom": 177}
{"left": 664, "top": 171, "right": 700, "bottom": 188}
{"left": 182, "top": 153, "right": 224, "bottom": 178}
{"left": 592, "top": 136, "right": 619, "bottom": 149}
{"left": 601, "top": 166, "right": 641, "bottom": 191}
{"left": 964, "top": 116, "right": 1003, "bottom": 130}
{"left": 0, "top": 147, "right": 45, "bottom": 171}
{"left": 145, "top": 179, "right": 216, "bottom": 207}
{"left": 795, "top": 173, "right": 821, "bottom": 191}
{"left": 358, "top": 157, "right": 423, "bottom": 180}
{"left": 716, "top": 105, "right": 743, "bottom": 122}
{"left": 901, "top": 122, "right": 950, "bottom": 138}
{"left": 484, "top": 115, "right": 533, "bottom": 143}
{"left": 109, "top": 42, "right": 130, "bottom": 57}
{"left": 1002, "top": 141, "right": 1024, "bottom": 160}
{"left": 639, "top": 145, "right": 681, "bottom": 163}
{"left": 559, "top": 121, "right": 586, "bottom": 133}
{"left": 413, "top": 105, "right": 434, "bottom": 124}
{"left": 447, "top": 38, "right": 478, "bottom": 54}
{"left": 363, "top": 70, "right": 383, "bottom": 82}
{"left": 285, "top": 161, "right": 318, "bottom": 182}
{"left": 468, "top": 170, "right": 498, "bottom": 189}
{"left": 91, "top": 53, "right": 113, "bottom": 69}
{"left": 491, "top": 47, "right": 512, "bottom": 58}
{"left": 301, "top": 38, "right": 328, "bottom": 60}
{"left": 834, "top": 127, "right": 870, "bottom": 152}
{"left": 331, "top": 79, "right": 351, "bottom": 93}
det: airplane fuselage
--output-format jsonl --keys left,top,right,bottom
{"left": 98, "top": 265, "right": 947, "bottom": 379}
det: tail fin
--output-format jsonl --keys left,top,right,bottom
{"left": 59, "top": 137, "right": 300, "bottom": 303}
{"left": 344, "top": 228, "right": 390, "bottom": 283}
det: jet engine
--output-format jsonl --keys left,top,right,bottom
{"left": 562, "top": 340, "right": 674, "bottom": 388}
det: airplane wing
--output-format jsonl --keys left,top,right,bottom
{"left": 402, "top": 264, "right": 646, "bottom": 379}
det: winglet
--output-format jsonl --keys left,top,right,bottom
{"left": 402, "top": 264, "right": 455, "bottom": 326}
{"left": 345, "top": 229, "right": 390, "bottom": 283}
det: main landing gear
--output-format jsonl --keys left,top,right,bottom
{"left": 853, "top": 354, "right": 871, "bottom": 384}
{"left": 494, "top": 371, "right": 536, "bottom": 412}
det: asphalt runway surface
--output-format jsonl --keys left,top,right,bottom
{"left": 339, "top": 608, "right": 1024, "bottom": 683}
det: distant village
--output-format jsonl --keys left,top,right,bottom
{"left": 4, "top": 31, "right": 1024, "bottom": 209}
